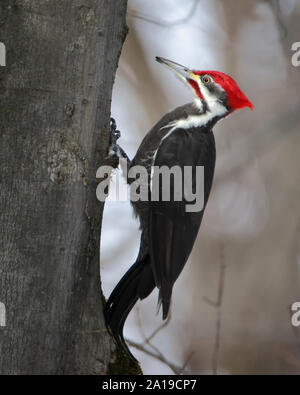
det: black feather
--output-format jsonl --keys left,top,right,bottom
{"left": 150, "top": 127, "right": 216, "bottom": 319}
{"left": 104, "top": 254, "right": 155, "bottom": 360}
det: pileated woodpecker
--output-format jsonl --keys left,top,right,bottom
{"left": 105, "top": 57, "right": 253, "bottom": 360}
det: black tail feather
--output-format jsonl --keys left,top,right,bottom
{"left": 158, "top": 280, "right": 173, "bottom": 320}
{"left": 104, "top": 254, "right": 155, "bottom": 361}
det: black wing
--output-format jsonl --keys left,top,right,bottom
{"left": 150, "top": 127, "right": 216, "bottom": 318}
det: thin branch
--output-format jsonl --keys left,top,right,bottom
{"left": 128, "top": 0, "right": 200, "bottom": 27}
{"left": 130, "top": 307, "right": 190, "bottom": 374}
{"left": 211, "top": 243, "right": 226, "bottom": 375}
{"left": 135, "top": 306, "right": 147, "bottom": 340}
{"left": 134, "top": 306, "right": 171, "bottom": 347}
{"left": 182, "top": 351, "right": 195, "bottom": 371}
{"left": 270, "top": 0, "right": 288, "bottom": 40}
{"left": 146, "top": 314, "right": 171, "bottom": 343}
{"left": 126, "top": 338, "right": 191, "bottom": 375}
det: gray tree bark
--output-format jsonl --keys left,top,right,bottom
{"left": 0, "top": 0, "right": 130, "bottom": 374}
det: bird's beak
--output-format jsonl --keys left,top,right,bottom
{"left": 156, "top": 56, "right": 195, "bottom": 84}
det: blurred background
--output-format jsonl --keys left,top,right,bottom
{"left": 101, "top": 0, "right": 300, "bottom": 374}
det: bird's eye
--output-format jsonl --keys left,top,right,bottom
{"left": 202, "top": 75, "right": 211, "bottom": 84}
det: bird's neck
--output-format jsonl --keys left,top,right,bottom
{"left": 172, "top": 99, "right": 228, "bottom": 131}
{"left": 194, "top": 97, "right": 228, "bottom": 118}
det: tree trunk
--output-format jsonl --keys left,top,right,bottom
{"left": 0, "top": 0, "right": 132, "bottom": 374}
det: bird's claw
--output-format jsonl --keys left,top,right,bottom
{"left": 110, "top": 118, "right": 121, "bottom": 144}
{"left": 107, "top": 117, "right": 122, "bottom": 167}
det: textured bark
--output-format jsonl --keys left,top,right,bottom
{"left": 0, "top": 0, "right": 128, "bottom": 374}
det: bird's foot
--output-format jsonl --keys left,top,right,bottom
{"left": 107, "top": 117, "right": 130, "bottom": 166}
{"left": 106, "top": 118, "right": 122, "bottom": 167}
{"left": 110, "top": 118, "right": 121, "bottom": 147}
